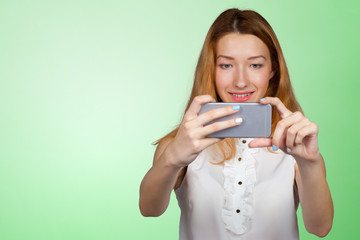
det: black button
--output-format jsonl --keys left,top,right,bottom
{"left": 238, "top": 181, "right": 242, "bottom": 185}
{"left": 242, "top": 140, "right": 246, "bottom": 144}
{"left": 238, "top": 157, "right": 242, "bottom": 161}
{"left": 236, "top": 209, "right": 240, "bottom": 213}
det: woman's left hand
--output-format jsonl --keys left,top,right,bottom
{"left": 249, "top": 97, "right": 321, "bottom": 164}
{"left": 250, "top": 97, "right": 333, "bottom": 236}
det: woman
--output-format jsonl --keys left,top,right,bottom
{"left": 139, "top": 8, "right": 333, "bottom": 240}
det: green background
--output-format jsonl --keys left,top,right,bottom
{"left": 0, "top": 0, "right": 359, "bottom": 239}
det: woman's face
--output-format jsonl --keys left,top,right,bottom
{"left": 215, "top": 33, "right": 274, "bottom": 102}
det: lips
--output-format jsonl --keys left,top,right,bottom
{"left": 229, "top": 91, "right": 254, "bottom": 102}
{"left": 232, "top": 92, "right": 252, "bottom": 98}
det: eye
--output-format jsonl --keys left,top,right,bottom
{"left": 250, "top": 64, "right": 262, "bottom": 69}
{"left": 219, "top": 64, "right": 232, "bottom": 69}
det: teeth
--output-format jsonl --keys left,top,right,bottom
{"left": 233, "top": 93, "right": 251, "bottom": 97}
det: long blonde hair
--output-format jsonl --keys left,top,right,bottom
{"left": 155, "top": 9, "right": 302, "bottom": 163}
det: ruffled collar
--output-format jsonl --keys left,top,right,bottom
{"left": 222, "top": 138, "right": 258, "bottom": 235}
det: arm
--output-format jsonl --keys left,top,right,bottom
{"left": 250, "top": 97, "right": 333, "bottom": 237}
{"left": 295, "top": 155, "right": 333, "bottom": 237}
{"left": 139, "top": 95, "right": 242, "bottom": 217}
{"left": 139, "top": 138, "right": 184, "bottom": 217}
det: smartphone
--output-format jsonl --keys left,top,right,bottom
{"left": 198, "top": 102, "right": 272, "bottom": 138}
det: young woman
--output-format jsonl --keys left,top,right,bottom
{"left": 139, "top": 8, "right": 333, "bottom": 240}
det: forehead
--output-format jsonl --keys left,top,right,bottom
{"left": 216, "top": 33, "right": 270, "bottom": 59}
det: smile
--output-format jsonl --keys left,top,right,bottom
{"left": 229, "top": 91, "right": 254, "bottom": 102}
{"left": 232, "top": 92, "right": 252, "bottom": 98}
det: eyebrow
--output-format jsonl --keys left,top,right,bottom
{"left": 248, "top": 55, "right": 266, "bottom": 60}
{"left": 216, "top": 55, "right": 266, "bottom": 60}
{"left": 216, "top": 55, "right": 234, "bottom": 60}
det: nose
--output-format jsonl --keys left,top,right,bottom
{"left": 234, "top": 66, "right": 249, "bottom": 88}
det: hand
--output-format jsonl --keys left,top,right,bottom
{"left": 167, "top": 95, "right": 243, "bottom": 167}
{"left": 249, "top": 97, "right": 321, "bottom": 164}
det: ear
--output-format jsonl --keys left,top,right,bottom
{"left": 269, "top": 70, "right": 275, "bottom": 80}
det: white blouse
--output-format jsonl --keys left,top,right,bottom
{"left": 175, "top": 138, "right": 299, "bottom": 240}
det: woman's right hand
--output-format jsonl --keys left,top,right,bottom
{"left": 139, "top": 95, "right": 242, "bottom": 217}
{"left": 167, "top": 95, "right": 242, "bottom": 168}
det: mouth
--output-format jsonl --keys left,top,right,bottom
{"left": 232, "top": 92, "right": 252, "bottom": 98}
{"left": 229, "top": 91, "right": 254, "bottom": 102}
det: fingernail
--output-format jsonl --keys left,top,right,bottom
{"left": 272, "top": 145, "right": 277, "bottom": 151}
{"left": 233, "top": 105, "right": 240, "bottom": 110}
{"left": 235, "top": 117, "right": 243, "bottom": 124}
{"left": 213, "top": 99, "right": 216, "bottom": 103}
{"left": 260, "top": 98, "right": 266, "bottom": 101}
{"left": 286, "top": 148, "right": 291, "bottom": 153}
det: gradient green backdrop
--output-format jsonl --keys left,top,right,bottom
{"left": 1, "top": 0, "right": 359, "bottom": 239}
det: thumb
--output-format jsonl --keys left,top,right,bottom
{"left": 249, "top": 138, "right": 272, "bottom": 148}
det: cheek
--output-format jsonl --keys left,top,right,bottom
{"left": 252, "top": 71, "right": 271, "bottom": 92}
{"left": 214, "top": 70, "right": 226, "bottom": 93}
{"left": 215, "top": 69, "right": 234, "bottom": 87}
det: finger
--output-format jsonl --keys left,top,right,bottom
{"left": 199, "top": 137, "right": 223, "bottom": 149}
{"left": 260, "top": 97, "right": 292, "bottom": 119}
{"left": 272, "top": 111, "right": 304, "bottom": 150}
{"left": 294, "top": 122, "right": 319, "bottom": 146}
{"left": 200, "top": 116, "right": 243, "bottom": 137}
{"left": 248, "top": 138, "right": 272, "bottom": 148}
{"left": 184, "top": 95, "right": 214, "bottom": 121}
{"left": 195, "top": 105, "right": 240, "bottom": 127}
{"left": 286, "top": 117, "right": 311, "bottom": 149}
